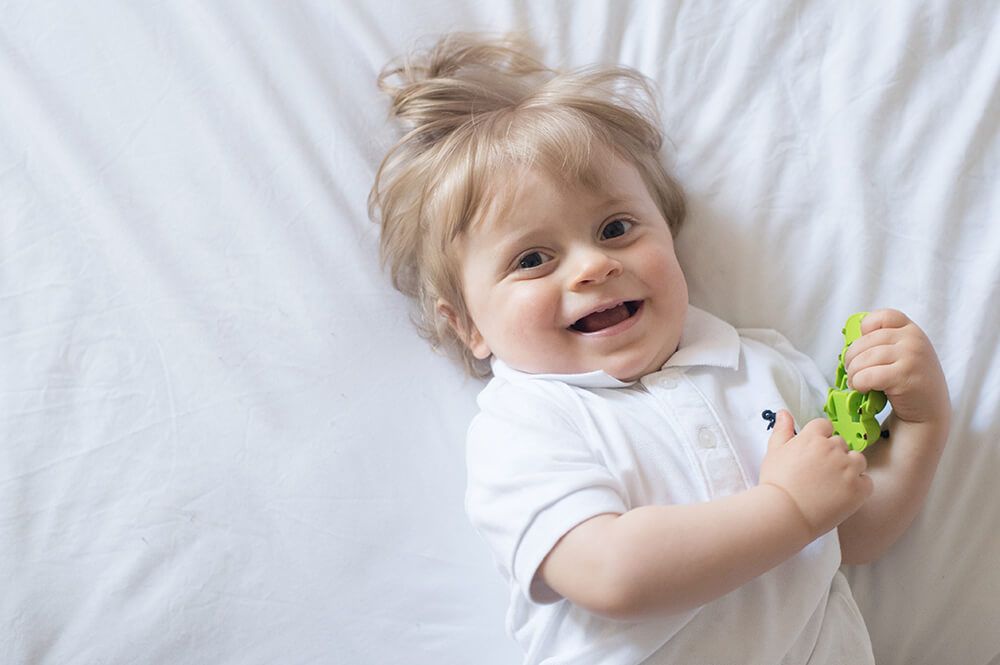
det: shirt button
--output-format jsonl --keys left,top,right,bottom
{"left": 661, "top": 377, "right": 678, "bottom": 389}
{"left": 697, "top": 428, "right": 717, "bottom": 449}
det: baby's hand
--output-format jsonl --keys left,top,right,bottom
{"left": 842, "top": 309, "right": 949, "bottom": 425}
{"left": 759, "top": 411, "right": 872, "bottom": 539}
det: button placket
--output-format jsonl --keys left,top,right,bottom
{"left": 648, "top": 370, "right": 749, "bottom": 498}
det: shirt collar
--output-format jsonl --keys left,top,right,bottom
{"left": 490, "top": 305, "right": 741, "bottom": 388}
{"left": 662, "top": 305, "right": 741, "bottom": 370}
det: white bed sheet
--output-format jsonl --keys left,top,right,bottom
{"left": 2, "top": 1, "right": 998, "bottom": 663}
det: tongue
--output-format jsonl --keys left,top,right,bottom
{"left": 574, "top": 303, "right": 630, "bottom": 333}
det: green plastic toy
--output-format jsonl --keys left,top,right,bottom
{"left": 823, "top": 312, "right": 887, "bottom": 452}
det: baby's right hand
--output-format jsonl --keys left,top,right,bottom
{"left": 759, "top": 411, "right": 872, "bottom": 540}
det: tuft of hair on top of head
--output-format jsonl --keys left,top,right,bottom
{"left": 368, "top": 32, "right": 686, "bottom": 377}
{"left": 375, "top": 32, "right": 552, "bottom": 134}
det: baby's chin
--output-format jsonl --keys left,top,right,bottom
{"left": 602, "top": 349, "right": 680, "bottom": 383}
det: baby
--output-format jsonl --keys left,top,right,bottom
{"left": 369, "top": 34, "right": 950, "bottom": 665}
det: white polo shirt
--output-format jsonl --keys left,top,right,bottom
{"left": 465, "top": 307, "right": 874, "bottom": 665}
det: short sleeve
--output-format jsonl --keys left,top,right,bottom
{"left": 465, "top": 380, "right": 628, "bottom": 604}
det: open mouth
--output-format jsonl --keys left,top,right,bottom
{"left": 570, "top": 301, "right": 642, "bottom": 333}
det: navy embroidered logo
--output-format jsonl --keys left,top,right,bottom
{"left": 761, "top": 409, "right": 797, "bottom": 435}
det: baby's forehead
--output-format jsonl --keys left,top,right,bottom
{"left": 467, "top": 165, "right": 590, "bottom": 236}
{"left": 471, "top": 150, "right": 642, "bottom": 227}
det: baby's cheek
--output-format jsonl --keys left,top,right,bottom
{"left": 502, "top": 287, "right": 564, "bottom": 354}
{"left": 508, "top": 284, "right": 557, "bottom": 320}
{"left": 643, "top": 251, "right": 685, "bottom": 292}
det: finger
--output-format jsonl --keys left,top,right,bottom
{"left": 843, "top": 326, "right": 901, "bottom": 367}
{"left": 847, "top": 449, "right": 869, "bottom": 474}
{"left": 845, "top": 345, "right": 898, "bottom": 389}
{"left": 849, "top": 362, "right": 900, "bottom": 395}
{"left": 859, "top": 308, "right": 910, "bottom": 335}
{"left": 801, "top": 416, "right": 834, "bottom": 438}
{"left": 767, "top": 410, "right": 796, "bottom": 449}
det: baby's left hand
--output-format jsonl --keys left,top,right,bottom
{"left": 843, "top": 309, "right": 949, "bottom": 425}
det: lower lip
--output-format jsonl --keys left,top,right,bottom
{"left": 572, "top": 301, "right": 644, "bottom": 337}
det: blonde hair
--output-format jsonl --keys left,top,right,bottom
{"left": 368, "top": 33, "right": 686, "bottom": 376}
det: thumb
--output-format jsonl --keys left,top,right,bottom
{"left": 767, "top": 410, "right": 796, "bottom": 450}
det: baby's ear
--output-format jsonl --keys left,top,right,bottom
{"left": 437, "top": 300, "right": 491, "bottom": 360}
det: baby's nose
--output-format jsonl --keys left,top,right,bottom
{"left": 570, "top": 249, "right": 623, "bottom": 288}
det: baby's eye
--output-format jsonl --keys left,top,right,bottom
{"left": 601, "top": 219, "right": 633, "bottom": 240}
{"left": 517, "top": 251, "right": 552, "bottom": 270}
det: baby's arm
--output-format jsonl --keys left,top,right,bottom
{"left": 835, "top": 309, "right": 951, "bottom": 564}
{"left": 538, "top": 411, "right": 871, "bottom": 619}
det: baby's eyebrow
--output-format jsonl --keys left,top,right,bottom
{"left": 490, "top": 233, "right": 540, "bottom": 264}
{"left": 488, "top": 227, "right": 554, "bottom": 269}
{"left": 599, "top": 195, "right": 630, "bottom": 207}
{"left": 485, "top": 216, "right": 550, "bottom": 249}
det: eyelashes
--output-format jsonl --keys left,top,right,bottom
{"left": 517, "top": 250, "right": 553, "bottom": 270}
{"left": 601, "top": 218, "right": 633, "bottom": 240}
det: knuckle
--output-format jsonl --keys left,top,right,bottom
{"left": 808, "top": 418, "right": 833, "bottom": 436}
{"left": 849, "top": 451, "right": 868, "bottom": 470}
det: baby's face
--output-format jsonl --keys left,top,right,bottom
{"left": 451, "top": 151, "right": 688, "bottom": 382}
